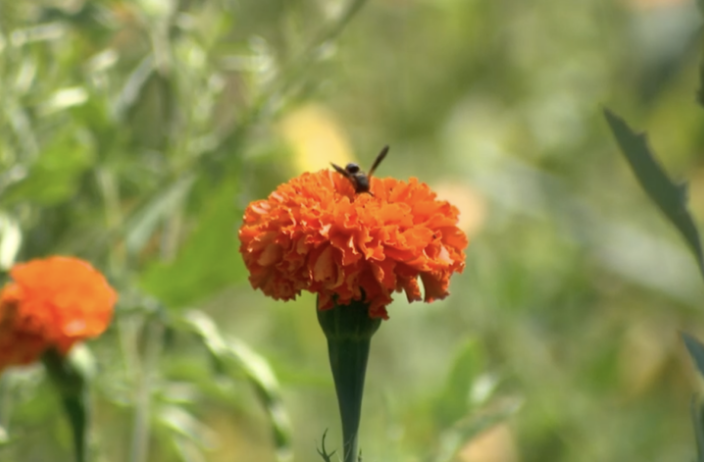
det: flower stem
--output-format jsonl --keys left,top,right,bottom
{"left": 317, "top": 298, "right": 381, "bottom": 462}
{"left": 128, "top": 317, "right": 164, "bottom": 462}
{"left": 42, "top": 349, "right": 89, "bottom": 462}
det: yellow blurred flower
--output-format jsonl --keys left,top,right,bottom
{"left": 278, "top": 104, "right": 355, "bottom": 173}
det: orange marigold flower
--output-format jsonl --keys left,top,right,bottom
{"left": 238, "top": 170, "right": 468, "bottom": 319}
{"left": 0, "top": 256, "right": 117, "bottom": 372}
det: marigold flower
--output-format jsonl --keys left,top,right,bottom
{"left": 0, "top": 256, "right": 117, "bottom": 372}
{"left": 238, "top": 170, "right": 468, "bottom": 318}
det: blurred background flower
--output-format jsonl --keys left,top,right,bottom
{"left": 0, "top": 256, "right": 116, "bottom": 372}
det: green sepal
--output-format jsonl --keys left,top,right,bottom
{"left": 317, "top": 298, "right": 381, "bottom": 462}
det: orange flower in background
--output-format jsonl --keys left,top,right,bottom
{"left": 0, "top": 257, "right": 117, "bottom": 372}
{"left": 238, "top": 170, "right": 468, "bottom": 319}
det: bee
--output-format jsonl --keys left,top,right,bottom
{"left": 330, "top": 145, "right": 389, "bottom": 195}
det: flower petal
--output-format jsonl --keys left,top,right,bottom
{"left": 238, "top": 170, "right": 467, "bottom": 318}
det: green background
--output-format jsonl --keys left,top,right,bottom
{"left": 1, "top": 0, "right": 704, "bottom": 461}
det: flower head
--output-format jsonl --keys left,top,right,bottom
{"left": 0, "top": 256, "right": 117, "bottom": 372}
{"left": 238, "top": 170, "right": 467, "bottom": 318}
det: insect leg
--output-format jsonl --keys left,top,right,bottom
{"left": 330, "top": 162, "right": 351, "bottom": 178}
{"left": 367, "top": 145, "right": 389, "bottom": 178}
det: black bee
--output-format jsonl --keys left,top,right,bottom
{"left": 330, "top": 145, "right": 389, "bottom": 195}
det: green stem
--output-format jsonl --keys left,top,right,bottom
{"left": 128, "top": 317, "right": 164, "bottom": 462}
{"left": 317, "top": 298, "right": 381, "bottom": 462}
{"left": 327, "top": 335, "right": 370, "bottom": 461}
{"left": 42, "top": 349, "right": 89, "bottom": 462}
{"left": 0, "top": 374, "right": 11, "bottom": 432}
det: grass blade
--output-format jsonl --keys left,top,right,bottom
{"left": 683, "top": 332, "right": 704, "bottom": 378}
{"left": 124, "top": 175, "right": 195, "bottom": 256}
{"left": 692, "top": 396, "right": 704, "bottom": 462}
{"left": 177, "top": 311, "right": 293, "bottom": 462}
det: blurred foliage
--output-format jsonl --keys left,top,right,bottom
{"left": 606, "top": 100, "right": 704, "bottom": 459}
{"left": 1, "top": 0, "right": 704, "bottom": 461}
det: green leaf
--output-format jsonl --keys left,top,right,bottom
{"left": 698, "top": 62, "right": 704, "bottom": 108}
{"left": 139, "top": 179, "right": 246, "bottom": 307}
{"left": 0, "top": 213, "right": 22, "bottom": 270}
{"left": 683, "top": 332, "right": 704, "bottom": 379}
{"left": 156, "top": 404, "right": 216, "bottom": 451}
{"left": 683, "top": 333, "right": 704, "bottom": 462}
{"left": 124, "top": 174, "right": 195, "bottom": 256}
{"left": 603, "top": 108, "right": 704, "bottom": 279}
{"left": 432, "top": 398, "right": 522, "bottom": 462}
{"left": 692, "top": 396, "right": 704, "bottom": 462}
{"left": 433, "top": 340, "right": 485, "bottom": 426}
{"left": 0, "top": 422, "right": 10, "bottom": 447}
{"left": 176, "top": 311, "right": 293, "bottom": 462}
{"left": 316, "top": 429, "right": 336, "bottom": 462}
{"left": 114, "top": 55, "right": 156, "bottom": 120}
{"left": 0, "top": 129, "right": 94, "bottom": 206}
{"left": 39, "top": 87, "right": 88, "bottom": 115}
